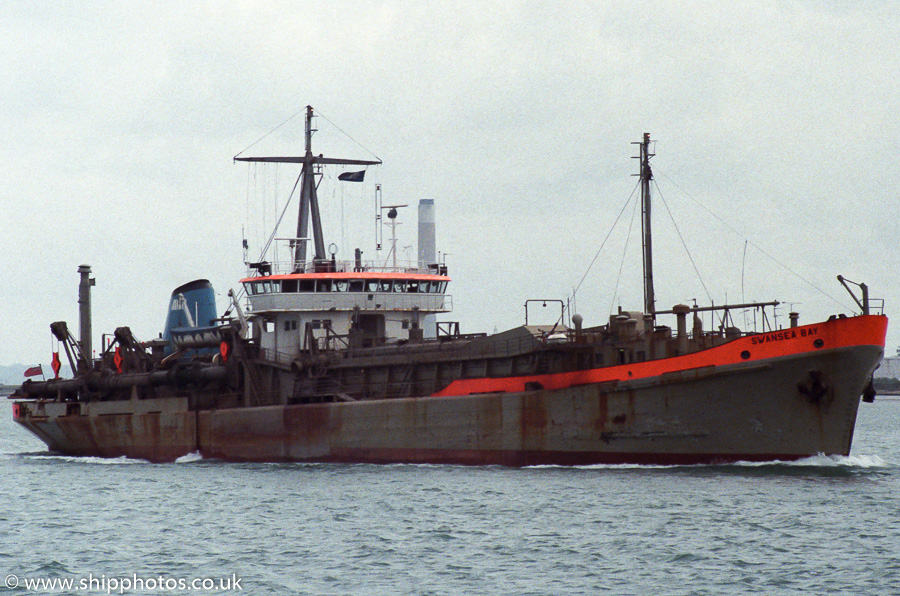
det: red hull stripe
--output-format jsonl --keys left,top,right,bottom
{"left": 432, "top": 315, "right": 888, "bottom": 397}
{"left": 242, "top": 271, "right": 450, "bottom": 283}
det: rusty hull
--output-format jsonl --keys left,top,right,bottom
{"left": 13, "top": 344, "right": 880, "bottom": 465}
{"left": 14, "top": 397, "right": 195, "bottom": 463}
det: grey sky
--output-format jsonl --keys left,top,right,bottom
{"left": 2, "top": 1, "right": 898, "bottom": 367}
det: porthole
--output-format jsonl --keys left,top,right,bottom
{"left": 813, "top": 339, "right": 824, "bottom": 349}
{"left": 740, "top": 350, "right": 751, "bottom": 360}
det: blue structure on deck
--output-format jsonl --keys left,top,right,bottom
{"left": 162, "top": 279, "right": 219, "bottom": 356}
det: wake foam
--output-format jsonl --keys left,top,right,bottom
{"left": 174, "top": 451, "right": 204, "bottom": 464}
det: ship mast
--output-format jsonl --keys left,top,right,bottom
{"left": 633, "top": 133, "right": 656, "bottom": 319}
{"left": 235, "top": 106, "right": 381, "bottom": 270}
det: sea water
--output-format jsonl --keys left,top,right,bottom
{"left": 1, "top": 398, "right": 899, "bottom": 595}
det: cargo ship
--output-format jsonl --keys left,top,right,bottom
{"left": 9, "top": 108, "right": 888, "bottom": 465}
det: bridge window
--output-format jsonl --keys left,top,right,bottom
{"left": 277, "top": 278, "right": 449, "bottom": 293}
{"left": 311, "top": 319, "right": 332, "bottom": 330}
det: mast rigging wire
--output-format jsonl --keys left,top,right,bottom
{"left": 652, "top": 180, "right": 715, "bottom": 307}
{"left": 256, "top": 171, "right": 304, "bottom": 263}
{"left": 573, "top": 179, "right": 641, "bottom": 298}
{"left": 314, "top": 109, "right": 382, "bottom": 164}
{"left": 234, "top": 107, "right": 307, "bottom": 159}
{"left": 655, "top": 169, "right": 851, "bottom": 312}
{"left": 652, "top": 179, "right": 723, "bottom": 328}
{"left": 610, "top": 191, "right": 642, "bottom": 316}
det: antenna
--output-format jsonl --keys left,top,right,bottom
{"left": 375, "top": 184, "right": 383, "bottom": 251}
{"left": 381, "top": 204, "right": 409, "bottom": 270}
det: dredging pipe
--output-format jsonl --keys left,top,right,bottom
{"left": 12, "top": 364, "right": 228, "bottom": 399}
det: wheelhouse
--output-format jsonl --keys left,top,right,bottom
{"left": 241, "top": 271, "right": 453, "bottom": 360}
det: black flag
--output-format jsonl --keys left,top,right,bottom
{"left": 338, "top": 170, "right": 366, "bottom": 182}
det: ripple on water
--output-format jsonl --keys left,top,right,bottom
{"left": 2, "top": 406, "right": 900, "bottom": 594}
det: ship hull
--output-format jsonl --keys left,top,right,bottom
{"left": 11, "top": 123, "right": 888, "bottom": 467}
{"left": 13, "top": 342, "right": 882, "bottom": 465}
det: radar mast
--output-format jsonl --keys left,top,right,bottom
{"left": 235, "top": 106, "right": 381, "bottom": 270}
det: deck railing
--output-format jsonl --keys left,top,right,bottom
{"left": 246, "top": 254, "right": 447, "bottom": 277}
